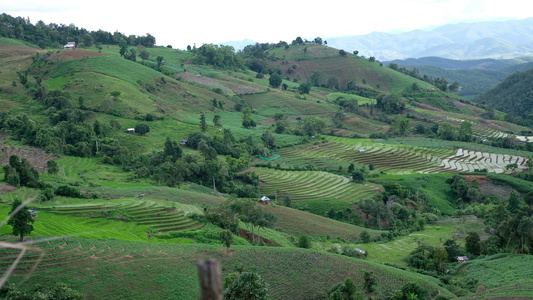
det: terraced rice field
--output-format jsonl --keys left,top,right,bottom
{"left": 273, "top": 137, "right": 529, "bottom": 174}
{"left": 253, "top": 168, "right": 382, "bottom": 202}
{"left": 436, "top": 148, "right": 529, "bottom": 173}
{"left": 51, "top": 200, "right": 204, "bottom": 234}
{"left": 275, "top": 137, "right": 453, "bottom": 174}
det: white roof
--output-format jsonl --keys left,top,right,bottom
{"left": 260, "top": 196, "right": 270, "bottom": 201}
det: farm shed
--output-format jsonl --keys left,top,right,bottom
{"left": 180, "top": 139, "right": 189, "bottom": 146}
{"left": 63, "top": 42, "right": 76, "bottom": 49}
{"left": 260, "top": 196, "right": 270, "bottom": 203}
{"left": 457, "top": 256, "right": 469, "bottom": 263}
{"left": 125, "top": 128, "right": 135, "bottom": 134}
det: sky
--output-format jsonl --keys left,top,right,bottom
{"left": 2, "top": 0, "right": 532, "bottom": 49}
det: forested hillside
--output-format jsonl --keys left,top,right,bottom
{"left": 475, "top": 68, "right": 533, "bottom": 126}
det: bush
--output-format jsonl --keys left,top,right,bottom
{"left": 55, "top": 185, "right": 85, "bottom": 198}
{"left": 135, "top": 123, "right": 150, "bottom": 135}
{"left": 297, "top": 235, "right": 312, "bottom": 248}
{"left": 223, "top": 272, "right": 269, "bottom": 300}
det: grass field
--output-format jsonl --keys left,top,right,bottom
{"left": 454, "top": 254, "right": 533, "bottom": 291}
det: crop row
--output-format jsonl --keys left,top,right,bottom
{"left": 51, "top": 200, "right": 203, "bottom": 233}
{"left": 276, "top": 138, "right": 453, "bottom": 174}
{"left": 254, "top": 168, "right": 382, "bottom": 202}
{"left": 436, "top": 148, "right": 529, "bottom": 173}
{"left": 0, "top": 238, "right": 200, "bottom": 275}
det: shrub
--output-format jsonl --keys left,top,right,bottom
{"left": 55, "top": 185, "right": 85, "bottom": 198}
{"left": 297, "top": 235, "right": 312, "bottom": 248}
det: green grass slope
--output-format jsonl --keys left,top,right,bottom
{"left": 0, "top": 237, "right": 454, "bottom": 300}
{"left": 269, "top": 44, "right": 435, "bottom": 93}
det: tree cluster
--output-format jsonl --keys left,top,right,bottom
{"left": 0, "top": 13, "right": 155, "bottom": 49}
{"left": 389, "top": 63, "right": 457, "bottom": 92}
{"left": 205, "top": 200, "right": 276, "bottom": 245}
{"left": 357, "top": 181, "right": 433, "bottom": 235}
{"left": 451, "top": 175, "right": 533, "bottom": 255}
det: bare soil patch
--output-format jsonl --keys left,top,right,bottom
{"left": 238, "top": 229, "right": 281, "bottom": 246}
{"left": 177, "top": 73, "right": 263, "bottom": 95}
{"left": 414, "top": 103, "right": 444, "bottom": 112}
{"left": 0, "top": 45, "right": 42, "bottom": 57}
{"left": 0, "top": 145, "right": 56, "bottom": 173}
{"left": 48, "top": 50, "right": 108, "bottom": 62}
{"left": 463, "top": 175, "right": 514, "bottom": 199}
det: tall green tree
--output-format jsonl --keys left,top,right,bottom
{"left": 134, "top": 123, "right": 150, "bottom": 135}
{"left": 7, "top": 199, "right": 34, "bottom": 241}
{"left": 156, "top": 56, "right": 164, "bottom": 70}
{"left": 390, "top": 114, "right": 411, "bottom": 136}
{"left": 465, "top": 232, "right": 481, "bottom": 256}
{"left": 213, "top": 115, "right": 222, "bottom": 128}
{"left": 200, "top": 114, "right": 207, "bottom": 132}
{"left": 219, "top": 230, "right": 234, "bottom": 253}
{"left": 269, "top": 73, "right": 282, "bottom": 87}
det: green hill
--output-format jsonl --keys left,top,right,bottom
{"left": 474, "top": 68, "right": 533, "bottom": 126}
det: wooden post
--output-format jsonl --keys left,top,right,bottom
{"left": 197, "top": 259, "right": 222, "bottom": 300}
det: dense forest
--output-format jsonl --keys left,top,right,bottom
{"left": 475, "top": 68, "right": 533, "bottom": 126}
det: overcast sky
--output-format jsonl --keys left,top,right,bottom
{"left": 2, "top": 0, "right": 531, "bottom": 49}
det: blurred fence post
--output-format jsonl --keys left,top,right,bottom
{"left": 197, "top": 259, "right": 222, "bottom": 300}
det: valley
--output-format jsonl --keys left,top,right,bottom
{"left": 1, "top": 15, "right": 533, "bottom": 300}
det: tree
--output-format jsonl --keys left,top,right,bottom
{"left": 47, "top": 160, "right": 59, "bottom": 174}
{"left": 465, "top": 231, "right": 481, "bottom": 256}
{"left": 261, "top": 130, "right": 275, "bottom": 149}
{"left": 139, "top": 50, "right": 150, "bottom": 61}
{"left": 363, "top": 271, "right": 376, "bottom": 293}
{"left": 200, "top": 113, "right": 207, "bottom": 132}
{"left": 360, "top": 231, "right": 371, "bottom": 243}
{"left": 242, "top": 107, "right": 256, "bottom": 128}
{"left": 223, "top": 271, "right": 269, "bottom": 300}
{"left": 458, "top": 121, "right": 473, "bottom": 142}
{"left": 297, "top": 235, "right": 312, "bottom": 248}
{"left": 219, "top": 230, "right": 234, "bottom": 253}
{"left": 298, "top": 82, "right": 312, "bottom": 94}
{"left": 7, "top": 199, "right": 34, "bottom": 241}
{"left": 134, "top": 123, "right": 150, "bottom": 135}
{"left": 351, "top": 170, "right": 365, "bottom": 182}
{"left": 302, "top": 116, "right": 326, "bottom": 136}
{"left": 156, "top": 56, "right": 164, "bottom": 70}
{"left": 212, "top": 114, "right": 222, "bottom": 128}
{"left": 339, "top": 49, "right": 347, "bottom": 56}
{"left": 4, "top": 155, "right": 40, "bottom": 188}
{"left": 393, "top": 282, "right": 428, "bottom": 300}
{"left": 82, "top": 33, "right": 93, "bottom": 47}
{"left": 329, "top": 277, "right": 363, "bottom": 300}
{"left": 390, "top": 114, "right": 411, "bottom": 136}
{"left": 506, "top": 163, "right": 518, "bottom": 173}
{"left": 3, "top": 282, "right": 83, "bottom": 299}
{"left": 269, "top": 73, "right": 282, "bottom": 87}
{"left": 125, "top": 48, "right": 136, "bottom": 61}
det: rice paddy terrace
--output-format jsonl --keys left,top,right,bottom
{"left": 265, "top": 136, "right": 529, "bottom": 174}
{"left": 254, "top": 168, "right": 382, "bottom": 202}
{"left": 251, "top": 135, "right": 530, "bottom": 204}
{"left": 49, "top": 200, "right": 204, "bottom": 234}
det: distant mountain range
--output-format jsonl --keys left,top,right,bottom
{"left": 223, "top": 18, "right": 533, "bottom": 61}
{"left": 326, "top": 18, "right": 533, "bottom": 60}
